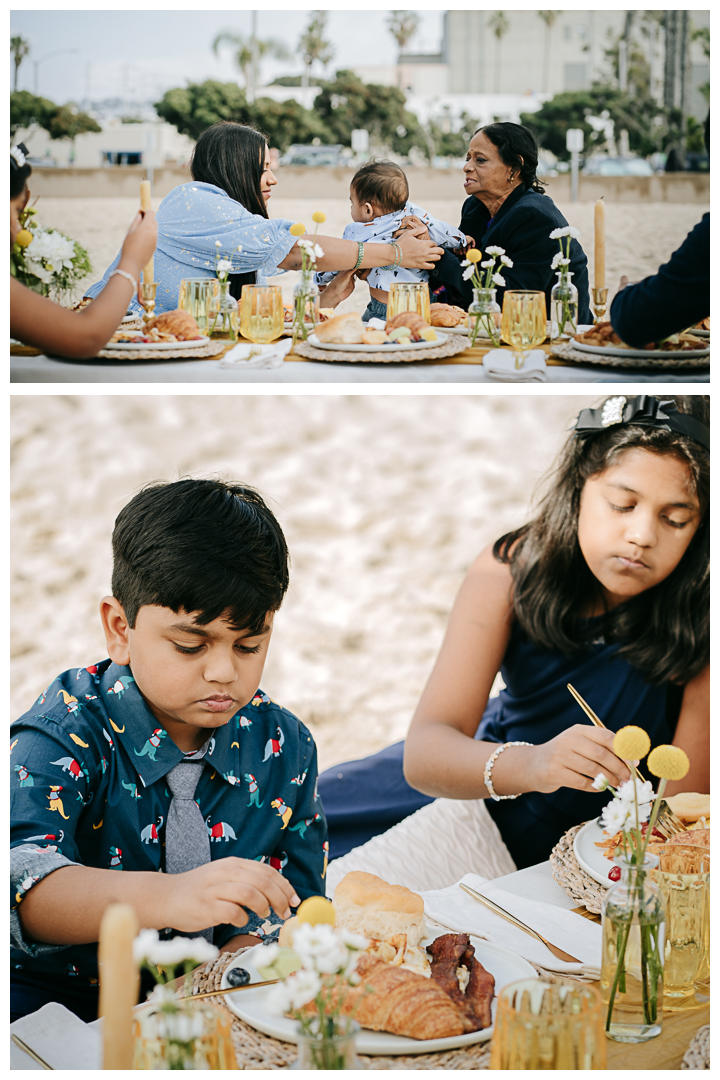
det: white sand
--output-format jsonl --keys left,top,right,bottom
{"left": 11, "top": 395, "right": 599, "bottom": 769}
{"left": 33, "top": 196, "right": 707, "bottom": 312}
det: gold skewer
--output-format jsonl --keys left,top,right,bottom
{"left": 567, "top": 683, "right": 646, "bottom": 782}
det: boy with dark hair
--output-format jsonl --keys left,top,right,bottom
{"left": 11, "top": 478, "right": 327, "bottom": 1022}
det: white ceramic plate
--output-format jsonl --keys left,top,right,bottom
{"left": 102, "top": 335, "right": 210, "bottom": 352}
{"left": 308, "top": 331, "right": 448, "bottom": 353}
{"left": 573, "top": 818, "right": 615, "bottom": 887}
{"left": 691, "top": 328, "right": 710, "bottom": 338}
{"left": 220, "top": 935, "right": 535, "bottom": 1056}
{"left": 573, "top": 340, "right": 709, "bottom": 360}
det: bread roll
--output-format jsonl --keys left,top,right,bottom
{"left": 664, "top": 793, "right": 710, "bottom": 823}
{"left": 313, "top": 312, "right": 364, "bottom": 344}
{"left": 278, "top": 916, "right": 300, "bottom": 948}
{"left": 666, "top": 828, "right": 709, "bottom": 849}
{"left": 333, "top": 871, "right": 426, "bottom": 947}
{"left": 361, "top": 329, "right": 387, "bottom": 345}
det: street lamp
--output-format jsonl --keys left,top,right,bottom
{"left": 34, "top": 48, "right": 80, "bottom": 96}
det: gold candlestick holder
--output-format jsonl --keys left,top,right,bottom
{"left": 138, "top": 282, "right": 157, "bottom": 323}
{"left": 592, "top": 287, "right": 608, "bottom": 325}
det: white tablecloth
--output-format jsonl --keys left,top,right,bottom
{"left": 10, "top": 354, "right": 709, "bottom": 383}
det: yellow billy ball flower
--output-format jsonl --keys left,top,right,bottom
{"left": 15, "top": 229, "right": 33, "bottom": 248}
{"left": 312, "top": 211, "right": 326, "bottom": 224}
{"left": 466, "top": 248, "right": 482, "bottom": 263}
{"left": 289, "top": 223, "right": 306, "bottom": 237}
{"left": 647, "top": 745, "right": 690, "bottom": 781}
{"left": 613, "top": 726, "right": 651, "bottom": 761}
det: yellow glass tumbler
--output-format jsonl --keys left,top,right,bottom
{"left": 489, "top": 978, "right": 606, "bottom": 1070}
{"left": 387, "top": 281, "right": 431, "bottom": 323}
{"left": 178, "top": 278, "right": 218, "bottom": 334}
{"left": 652, "top": 868, "right": 709, "bottom": 1009}
{"left": 239, "top": 285, "right": 284, "bottom": 343}
{"left": 500, "top": 290, "right": 547, "bottom": 368}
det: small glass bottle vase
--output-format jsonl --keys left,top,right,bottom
{"left": 600, "top": 854, "right": 665, "bottom": 1043}
{"left": 293, "top": 1018, "right": 361, "bottom": 1070}
{"left": 208, "top": 278, "right": 239, "bottom": 340}
{"left": 292, "top": 272, "right": 320, "bottom": 342}
{"left": 468, "top": 287, "right": 501, "bottom": 346}
{"left": 550, "top": 271, "right": 578, "bottom": 340}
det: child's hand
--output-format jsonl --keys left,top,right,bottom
{"left": 525, "top": 726, "right": 632, "bottom": 794}
{"left": 162, "top": 857, "right": 300, "bottom": 934}
{"left": 394, "top": 215, "right": 430, "bottom": 241}
{"left": 318, "top": 268, "right": 356, "bottom": 307}
{"left": 119, "top": 210, "right": 157, "bottom": 276}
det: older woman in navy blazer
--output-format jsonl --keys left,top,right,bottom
{"left": 430, "top": 122, "right": 591, "bottom": 322}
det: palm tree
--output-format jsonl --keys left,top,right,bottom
{"left": 663, "top": 10, "right": 678, "bottom": 109}
{"left": 387, "top": 11, "right": 419, "bottom": 87}
{"left": 11, "top": 36, "right": 31, "bottom": 93}
{"left": 537, "top": 12, "right": 560, "bottom": 94}
{"left": 212, "top": 30, "right": 289, "bottom": 98}
{"left": 488, "top": 12, "right": 510, "bottom": 94}
{"left": 298, "top": 11, "right": 334, "bottom": 89}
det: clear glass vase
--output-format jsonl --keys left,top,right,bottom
{"left": 600, "top": 854, "right": 665, "bottom": 1043}
{"left": 208, "top": 278, "right": 239, "bottom": 340}
{"left": 468, "top": 287, "right": 501, "bottom": 346}
{"left": 550, "top": 271, "right": 578, "bottom": 340}
{"left": 292, "top": 272, "right": 320, "bottom": 342}
{"left": 132, "top": 997, "right": 237, "bottom": 1069}
{"left": 293, "top": 1018, "right": 361, "bottom": 1070}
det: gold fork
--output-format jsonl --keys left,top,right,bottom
{"left": 566, "top": 683, "right": 687, "bottom": 837}
{"left": 459, "top": 883, "right": 582, "bottom": 964}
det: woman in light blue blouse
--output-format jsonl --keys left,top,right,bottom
{"left": 85, "top": 123, "right": 443, "bottom": 315}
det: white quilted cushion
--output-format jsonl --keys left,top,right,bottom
{"left": 326, "top": 796, "right": 516, "bottom": 898}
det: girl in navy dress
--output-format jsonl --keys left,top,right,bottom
{"left": 321, "top": 396, "right": 709, "bottom": 878}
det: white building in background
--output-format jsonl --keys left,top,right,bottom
{"left": 15, "top": 120, "right": 195, "bottom": 169}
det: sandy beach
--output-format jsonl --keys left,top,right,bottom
{"left": 11, "top": 394, "right": 598, "bottom": 769}
{"left": 32, "top": 195, "right": 707, "bottom": 311}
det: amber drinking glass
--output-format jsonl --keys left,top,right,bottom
{"left": 489, "top": 978, "right": 607, "bottom": 1070}
{"left": 239, "top": 285, "right": 284, "bottom": 343}
{"left": 500, "top": 290, "right": 547, "bottom": 368}
{"left": 178, "top": 278, "right": 218, "bottom": 334}
{"left": 652, "top": 868, "right": 710, "bottom": 1009}
{"left": 387, "top": 282, "right": 431, "bottom": 323}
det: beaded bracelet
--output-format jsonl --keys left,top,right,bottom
{"left": 352, "top": 241, "right": 365, "bottom": 272}
{"left": 483, "top": 741, "right": 534, "bottom": 802}
{"left": 389, "top": 239, "right": 402, "bottom": 268}
{"left": 109, "top": 268, "right": 138, "bottom": 293}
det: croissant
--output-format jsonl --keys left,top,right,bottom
{"left": 385, "top": 311, "right": 428, "bottom": 335}
{"left": 144, "top": 310, "right": 202, "bottom": 340}
{"left": 429, "top": 303, "right": 464, "bottom": 328}
{"left": 306, "top": 953, "right": 469, "bottom": 1039}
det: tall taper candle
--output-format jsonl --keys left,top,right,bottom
{"left": 98, "top": 903, "right": 140, "bottom": 1070}
{"left": 139, "top": 180, "right": 154, "bottom": 284}
{"left": 594, "top": 198, "right": 606, "bottom": 290}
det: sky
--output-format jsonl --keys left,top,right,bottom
{"left": 10, "top": 8, "right": 446, "bottom": 107}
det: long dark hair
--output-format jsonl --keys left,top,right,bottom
{"left": 476, "top": 122, "right": 546, "bottom": 194}
{"left": 11, "top": 143, "right": 32, "bottom": 199}
{"left": 494, "top": 396, "right": 709, "bottom": 684}
{"left": 190, "top": 123, "right": 268, "bottom": 218}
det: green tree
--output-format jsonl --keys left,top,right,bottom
{"left": 313, "top": 69, "right": 422, "bottom": 155}
{"left": 212, "top": 30, "right": 289, "bottom": 93}
{"left": 10, "top": 89, "right": 55, "bottom": 137}
{"left": 11, "top": 35, "right": 31, "bottom": 93}
{"left": 537, "top": 12, "right": 560, "bottom": 94}
{"left": 249, "top": 96, "right": 331, "bottom": 151}
{"left": 488, "top": 12, "right": 510, "bottom": 93}
{"left": 387, "top": 11, "right": 419, "bottom": 86}
{"left": 298, "top": 11, "right": 334, "bottom": 89}
{"left": 427, "top": 111, "right": 480, "bottom": 158}
{"left": 43, "top": 105, "right": 101, "bottom": 141}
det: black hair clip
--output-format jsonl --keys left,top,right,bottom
{"left": 575, "top": 395, "right": 709, "bottom": 452}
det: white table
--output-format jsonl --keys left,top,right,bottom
{"left": 11, "top": 353, "right": 709, "bottom": 383}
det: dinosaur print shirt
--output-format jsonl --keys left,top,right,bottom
{"left": 11, "top": 659, "right": 327, "bottom": 985}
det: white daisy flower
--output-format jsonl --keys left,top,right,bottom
{"left": 500, "top": 255, "right": 513, "bottom": 267}
{"left": 600, "top": 798, "right": 630, "bottom": 834}
{"left": 216, "top": 259, "right": 232, "bottom": 274}
{"left": 551, "top": 251, "right": 563, "bottom": 270}
{"left": 549, "top": 226, "right": 570, "bottom": 239}
{"left": 591, "top": 773, "right": 609, "bottom": 791}
{"left": 492, "top": 272, "right": 506, "bottom": 287}
{"left": 485, "top": 245, "right": 505, "bottom": 256}
{"left": 462, "top": 264, "right": 476, "bottom": 280}
{"left": 215, "top": 240, "right": 222, "bottom": 247}
{"left": 481, "top": 259, "right": 494, "bottom": 269}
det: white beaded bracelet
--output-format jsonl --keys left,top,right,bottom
{"left": 483, "top": 741, "right": 534, "bottom": 802}
{"left": 109, "top": 267, "right": 138, "bottom": 293}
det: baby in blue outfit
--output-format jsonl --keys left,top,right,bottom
{"left": 316, "top": 160, "right": 466, "bottom": 322}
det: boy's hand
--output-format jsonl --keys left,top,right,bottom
{"left": 163, "top": 857, "right": 300, "bottom": 934}
{"left": 394, "top": 215, "right": 430, "bottom": 241}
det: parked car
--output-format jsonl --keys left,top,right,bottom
{"left": 582, "top": 156, "right": 654, "bottom": 177}
{"left": 280, "top": 144, "right": 347, "bottom": 167}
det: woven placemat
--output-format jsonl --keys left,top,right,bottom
{"left": 550, "top": 823, "right": 608, "bottom": 915}
{"left": 551, "top": 341, "right": 710, "bottom": 370}
{"left": 291, "top": 334, "right": 469, "bottom": 364}
{"left": 96, "top": 339, "right": 228, "bottom": 361}
{"left": 184, "top": 947, "right": 493, "bottom": 1069}
{"left": 682, "top": 1024, "right": 709, "bottom": 1070}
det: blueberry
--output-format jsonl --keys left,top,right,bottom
{"left": 226, "top": 966, "right": 251, "bottom": 987}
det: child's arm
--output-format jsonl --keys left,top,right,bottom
{"left": 10, "top": 211, "right": 157, "bottom": 358}
{"left": 665, "top": 664, "right": 709, "bottom": 795}
{"left": 404, "top": 544, "right": 632, "bottom": 800}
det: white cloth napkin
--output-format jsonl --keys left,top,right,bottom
{"left": 218, "top": 337, "right": 293, "bottom": 369}
{"left": 10, "top": 1002, "right": 102, "bottom": 1070}
{"left": 367, "top": 317, "right": 387, "bottom": 330}
{"left": 482, "top": 348, "right": 548, "bottom": 382}
{"left": 421, "top": 872, "right": 601, "bottom": 977}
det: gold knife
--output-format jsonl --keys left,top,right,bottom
{"left": 11, "top": 1033, "right": 54, "bottom": 1070}
{"left": 459, "top": 882, "right": 582, "bottom": 964}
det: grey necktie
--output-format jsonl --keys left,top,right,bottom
{"left": 164, "top": 757, "right": 213, "bottom": 942}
